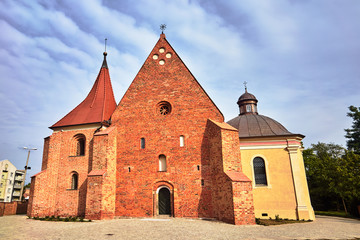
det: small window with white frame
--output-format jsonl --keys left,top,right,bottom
{"left": 159, "top": 155, "right": 167, "bottom": 172}
{"left": 180, "top": 135, "right": 184, "bottom": 147}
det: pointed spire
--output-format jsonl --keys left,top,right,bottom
{"left": 102, "top": 52, "right": 108, "bottom": 69}
{"left": 102, "top": 38, "right": 108, "bottom": 69}
{"left": 50, "top": 51, "right": 117, "bottom": 129}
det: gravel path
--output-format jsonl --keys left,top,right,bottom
{"left": 0, "top": 215, "right": 359, "bottom": 240}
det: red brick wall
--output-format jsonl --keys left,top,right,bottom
{"left": 85, "top": 127, "right": 117, "bottom": 219}
{"left": 111, "top": 35, "right": 223, "bottom": 219}
{"left": 0, "top": 202, "right": 27, "bottom": 216}
{"left": 232, "top": 181, "right": 255, "bottom": 225}
{"left": 205, "top": 119, "right": 255, "bottom": 225}
{"left": 85, "top": 175, "right": 103, "bottom": 219}
{"left": 29, "top": 127, "right": 97, "bottom": 217}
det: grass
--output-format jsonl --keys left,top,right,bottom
{"left": 315, "top": 211, "right": 360, "bottom": 220}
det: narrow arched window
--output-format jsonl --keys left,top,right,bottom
{"left": 253, "top": 157, "right": 267, "bottom": 186}
{"left": 73, "top": 134, "right": 86, "bottom": 156}
{"left": 77, "top": 138, "right": 85, "bottom": 156}
{"left": 159, "top": 155, "right": 167, "bottom": 172}
{"left": 71, "top": 173, "right": 78, "bottom": 190}
{"left": 179, "top": 135, "right": 184, "bottom": 147}
{"left": 140, "top": 138, "right": 145, "bottom": 149}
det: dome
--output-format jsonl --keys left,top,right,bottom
{"left": 237, "top": 91, "right": 258, "bottom": 104}
{"left": 227, "top": 114, "right": 295, "bottom": 138}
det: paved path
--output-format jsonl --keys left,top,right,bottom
{"left": 0, "top": 215, "right": 359, "bottom": 240}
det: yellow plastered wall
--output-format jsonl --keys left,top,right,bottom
{"left": 241, "top": 148, "right": 297, "bottom": 219}
{"left": 240, "top": 138, "right": 314, "bottom": 220}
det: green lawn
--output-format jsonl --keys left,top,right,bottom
{"left": 315, "top": 211, "right": 359, "bottom": 220}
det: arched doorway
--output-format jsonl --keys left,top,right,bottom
{"left": 158, "top": 187, "right": 171, "bottom": 215}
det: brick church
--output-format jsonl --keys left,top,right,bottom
{"left": 28, "top": 33, "right": 314, "bottom": 225}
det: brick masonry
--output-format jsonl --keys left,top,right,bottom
{"left": 28, "top": 34, "right": 255, "bottom": 224}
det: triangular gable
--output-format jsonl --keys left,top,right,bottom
{"left": 112, "top": 34, "right": 223, "bottom": 123}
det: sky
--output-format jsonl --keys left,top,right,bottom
{"left": 0, "top": 0, "right": 359, "bottom": 184}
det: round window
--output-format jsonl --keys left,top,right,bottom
{"left": 157, "top": 101, "right": 172, "bottom": 115}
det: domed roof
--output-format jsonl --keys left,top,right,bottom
{"left": 237, "top": 90, "right": 258, "bottom": 104}
{"left": 227, "top": 114, "right": 295, "bottom": 138}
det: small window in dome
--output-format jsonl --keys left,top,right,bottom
{"left": 246, "top": 104, "right": 252, "bottom": 112}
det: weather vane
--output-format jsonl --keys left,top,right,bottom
{"left": 160, "top": 24, "right": 166, "bottom": 33}
{"left": 243, "top": 81, "right": 248, "bottom": 91}
{"left": 105, "top": 38, "right": 108, "bottom": 52}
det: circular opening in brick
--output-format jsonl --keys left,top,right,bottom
{"left": 153, "top": 54, "right": 159, "bottom": 60}
{"left": 157, "top": 101, "right": 172, "bottom": 115}
{"left": 159, "top": 47, "right": 165, "bottom": 53}
{"left": 166, "top": 53, "right": 172, "bottom": 58}
{"left": 159, "top": 59, "right": 165, "bottom": 65}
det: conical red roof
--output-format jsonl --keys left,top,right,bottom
{"left": 50, "top": 52, "right": 117, "bottom": 129}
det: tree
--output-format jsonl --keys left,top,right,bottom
{"left": 304, "top": 142, "right": 360, "bottom": 214}
{"left": 345, "top": 105, "right": 360, "bottom": 153}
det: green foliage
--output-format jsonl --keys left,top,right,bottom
{"left": 304, "top": 142, "right": 360, "bottom": 215}
{"left": 345, "top": 105, "right": 360, "bottom": 153}
{"left": 315, "top": 211, "right": 352, "bottom": 218}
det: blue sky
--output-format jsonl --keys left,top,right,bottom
{"left": 1, "top": 0, "right": 359, "bottom": 183}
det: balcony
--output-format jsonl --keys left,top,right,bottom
{"left": 12, "top": 191, "right": 20, "bottom": 197}
{"left": 14, "top": 177, "right": 23, "bottom": 181}
{"left": 13, "top": 184, "right": 22, "bottom": 189}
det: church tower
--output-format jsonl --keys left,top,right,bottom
{"left": 28, "top": 52, "right": 117, "bottom": 218}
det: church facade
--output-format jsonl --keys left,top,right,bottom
{"left": 27, "top": 33, "right": 314, "bottom": 224}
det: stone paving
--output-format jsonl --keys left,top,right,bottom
{"left": 0, "top": 215, "right": 359, "bottom": 240}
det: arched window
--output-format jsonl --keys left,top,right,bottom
{"left": 159, "top": 155, "right": 167, "bottom": 172}
{"left": 253, "top": 157, "right": 267, "bottom": 186}
{"left": 71, "top": 172, "right": 78, "bottom": 190}
{"left": 140, "top": 138, "right": 145, "bottom": 149}
{"left": 179, "top": 135, "right": 184, "bottom": 147}
{"left": 73, "top": 134, "right": 86, "bottom": 156}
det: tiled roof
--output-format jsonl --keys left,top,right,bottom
{"left": 50, "top": 52, "right": 117, "bottom": 129}
{"left": 227, "top": 114, "right": 295, "bottom": 138}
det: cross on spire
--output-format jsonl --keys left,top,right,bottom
{"left": 104, "top": 38, "right": 108, "bottom": 52}
{"left": 160, "top": 24, "right": 166, "bottom": 34}
{"left": 243, "top": 81, "right": 248, "bottom": 91}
